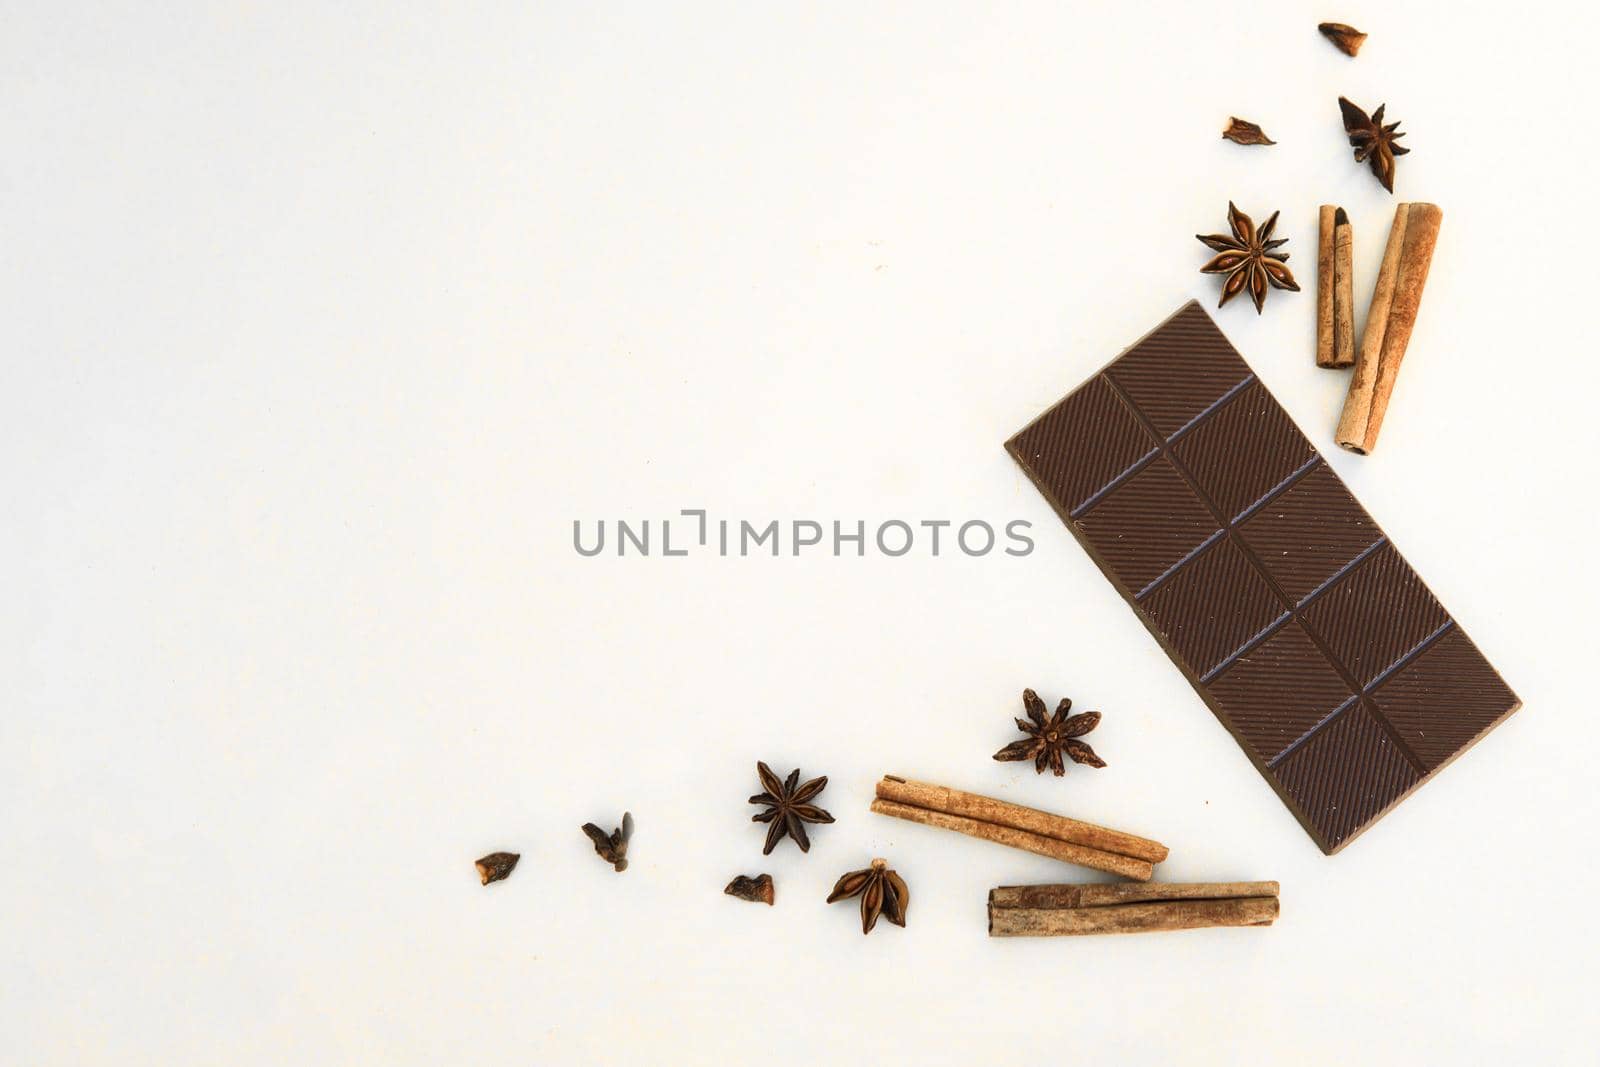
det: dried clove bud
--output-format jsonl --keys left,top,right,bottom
{"left": 475, "top": 851, "right": 520, "bottom": 886}
{"left": 1222, "top": 117, "right": 1275, "bottom": 146}
{"left": 1317, "top": 22, "right": 1367, "bottom": 57}
{"left": 724, "top": 873, "right": 776, "bottom": 905}
{"left": 581, "top": 812, "right": 633, "bottom": 872}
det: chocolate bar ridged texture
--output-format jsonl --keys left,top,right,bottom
{"left": 1006, "top": 302, "right": 1520, "bottom": 854}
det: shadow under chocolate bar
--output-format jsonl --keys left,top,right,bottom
{"left": 1004, "top": 301, "right": 1520, "bottom": 854}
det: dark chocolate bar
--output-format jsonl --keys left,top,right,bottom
{"left": 1006, "top": 301, "right": 1519, "bottom": 854}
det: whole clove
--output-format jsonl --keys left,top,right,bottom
{"left": 724, "top": 873, "right": 776, "bottom": 905}
{"left": 582, "top": 812, "right": 633, "bottom": 872}
{"left": 475, "top": 851, "right": 521, "bottom": 886}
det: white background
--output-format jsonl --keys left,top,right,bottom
{"left": 4, "top": 2, "right": 1596, "bottom": 1063}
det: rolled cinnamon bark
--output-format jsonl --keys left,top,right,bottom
{"left": 870, "top": 798, "right": 1155, "bottom": 880}
{"left": 1318, "top": 206, "right": 1356, "bottom": 369}
{"left": 1335, "top": 203, "right": 1443, "bottom": 453}
{"left": 1333, "top": 208, "right": 1355, "bottom": 367}
{"left": 988, "top": 896, "right": 1278, "bottom": 937}
{"left": 875, "top": 776, "right": 1167, "bottom": 863}
{"left": 989, "top": 881, "right": 1277, "bottom": 910}
{"left": 1317, "top": 206, "right": 1336, "bottom": 367}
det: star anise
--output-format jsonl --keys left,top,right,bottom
{"left": 748, "top": 761, "right": 834, "bottom": 854}
{"left": 992, "top": 688, "right": 1106, "bottom": 776}
{"left": 1339, "top": 96, "right": 1408, "bottom": 193}
{"left": 827, "top": 858, "right": 909, "bottom": 934}
{"left": 1196, "top": 202, "right": 1299, "bottom": 314}
{"left": 581, "top": 812, "right": 633, "bottom": 872}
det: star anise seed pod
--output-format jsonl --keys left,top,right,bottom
{"left": 1339, "top": 96, "right": 1409, "bottom": 193}
{"left": 748, "top": 761, "right": 834, "bottom": 854}
{"left": 1196, "top": 202, "right": 1300, "bottom": 314}
{"left": 581, "top": 812, "right": 633, "bottom": 872}
{"left": 993, "top": 688, "right": 1107, "bottom": 776}
{"left": 827, "top": 858, "right": 909, "bottom": 935}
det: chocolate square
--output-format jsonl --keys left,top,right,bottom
{"left": 1006, "top": 376, "right": 1155, "bottom": 516}
{"left": 1104, "top": 302, "right": 1251, "bottom": 439}
{"left": 1208, "top": 621, "right": 1355, "bottom": 764}
{"left": 1139, "top": 538, "right": 1287, "bottom": 678}
{"left": 1075, "top": 458, "right": 1218, "bottom": 594}
{"left": 1371, "top": 629, "right": 1520, "bottom": 772}
{"left": 1300, "top": 543, "right": 1450, "bottom": 688}
{"left": 1173, "top": 380, "right": 1317, "bottom": 522}
{"left": 1238, "top": 464, "right": 1382, "bottom": 603}
{"left": 1272, "top": 703, "right": 1421, "bottom": 852}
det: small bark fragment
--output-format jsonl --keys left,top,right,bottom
{"left": 724, "top": 874, "right": 775, "bottom": 905}
{"left": 1318, "top": 22, "right": 1367, "bottom": 57}
{"left": 581, "top": 812, "right": 633, "bottom": 872}
{"left": 1222, "top": 117, "right": 1275, "bottom": 146}
{"left": 475, "top": 851, "right": 520, "bottom": 886}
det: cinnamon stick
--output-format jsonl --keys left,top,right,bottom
{"left": 1317, "top": 206, "right": 1336, "bottom": 367}
{"left": 989, "top": 880, "right": 1277, "bottom": 910}
{"left": 1317, "top": 206, "right": 1356, "bottom": 368}
{"left": 988, "top": 896, "right": 1278, "bottom": 937}
{"left": 1335, "top": 202, "right": 1443, "bottom": 454}
{"left": 1333, "top": 208, "right": 1355, "bottom": 367}
{"left": 875, "top": 776, "right": 1168, "bottom": 863}
{"left": 870, "top": 798, "right": 1155, "bottom": 880}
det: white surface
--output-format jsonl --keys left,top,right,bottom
{"left": 3, "top": 3, "right": 1596, "bottom": 1063}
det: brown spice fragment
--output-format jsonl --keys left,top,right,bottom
{"left": 1339, "top": 97, "right": 1409, "bottom": 193}
{"left": 1222, "top": 117, "right": 1275, "bottom": 146}
{"left": 1318, "top": 22, "right": 1367, "bottom": 56}
{"left": 474, "top": 851, "right": 520, "bottom": 885}
{"left": 724, "top": 873, "right": 775, "bottom": 905}
{"left": 826, "top": 858, "right": 909, "bottom": 935}
{"left": 581, "top": 812, "right": 633, "bottom": 872}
